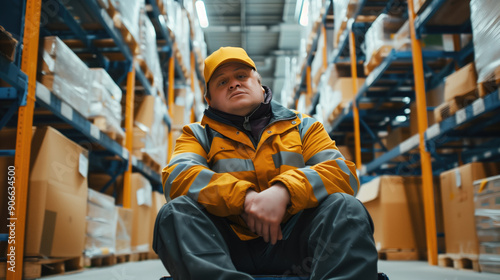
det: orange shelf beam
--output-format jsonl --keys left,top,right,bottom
{"left": 122, "top": 62, "right": 136, "bottom": 209}
{"left": 348, "top": 29, "right": 362, "bottom": 170}
{"left": 408, "top": 0, "right": 438, "bottom": 265}
{"left": 8, "top": 0, "right": 42, "bottom": 279}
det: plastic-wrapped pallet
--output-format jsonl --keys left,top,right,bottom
{"left": 85, "top": 189, "right": 118, "bottom": 258}
{"left": 40, "top": 36, "right": 91, "bottom": 117}
{"left": 109, "top": 0, "right": 144, "bottom": 42}
{"left": 89, "top": 68, "right": 124, "bottom": 138}
{"left": 470, "top": 0, "right": 500, "bottom": 87}
{"left": 115, "top": 206, "right": 133, "bottom": 254}
{"left": 362, "top": 14, "right": 405, "bottom": 75}
{"left": 164, "top": 0, "right": 191, "bottom": 75}
{"left": 473, "top": 175, "right": 500, "bottom": 273}
{"left": 134, "top": 95, "right": 169, "bottom": 169}
{"left": 333, "top": 0, "right": 361, "bottom": 47}
{"left": 138, "top": 13, "right": 164, "bottom": 95}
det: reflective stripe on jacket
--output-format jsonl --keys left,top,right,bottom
{"left": 162, "top": 100, "right": 359, "bottom": 240}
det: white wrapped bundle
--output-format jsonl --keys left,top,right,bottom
{"left": 470, "top": 0, "right": 500, "bottom": 83}
{"left": 42, "top": 36, "right": 91, "bottom": 118}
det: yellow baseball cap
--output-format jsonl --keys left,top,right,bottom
{"left": 204, "top": 47, "right": 256, "bottom": 84}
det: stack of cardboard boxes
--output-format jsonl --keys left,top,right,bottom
{"left": 0, "top": 125, "right": 166, "bottom": 263}
{"left": 357, "top": 161, "right": 500, "bottom": 272}
{"left": 133, "top": 94, "right": 170, "bottom": 172}
{"left": 357, "top": 175, "right": 444, "bottom": 260}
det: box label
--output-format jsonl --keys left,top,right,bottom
{"left": 79, "top": 153, "right": 88, "bottom": 178}
{"left": 455, "top": 169, "right": 462, "bottom": 188}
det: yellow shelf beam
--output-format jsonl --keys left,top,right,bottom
{"left": 348, "top": 28, "right": 362, "bottom": 170}
{"left": 408, "top": 0, "right": 438, "bottom": 265}
{"left": 167, "top": 54, "right": 175, "bottom": 163}
{"left": 8, "top": 0, "right": 42, "bottom": 279}
{"left": 122, "top": 61, "right": 136, "bottom": 209}
{"left": 190, "top": 51, "right": 196, "bottom": 123}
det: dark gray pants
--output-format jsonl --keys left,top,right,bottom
{"left": 153, "top": 193, "right": 378, "bottom": 280}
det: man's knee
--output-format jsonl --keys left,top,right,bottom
{"left": 320, "top": 193, "right": 372, "bottom": 222}
{"left": 159, "top": 195, "right": 200, "bottom": 214}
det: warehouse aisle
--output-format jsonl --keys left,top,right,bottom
{"left": 41, "top": 259, "right": 500, "bottom": 280}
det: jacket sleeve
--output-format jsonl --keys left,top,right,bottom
{"left": 162, "top": 123, "right": 255, "bottom": 217}
{"left": 269, "top": 115, "right": 358, "bottom": 215}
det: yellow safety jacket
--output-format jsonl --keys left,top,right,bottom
{"left": 162, "top": 101, "right": 359, "bottom": 240}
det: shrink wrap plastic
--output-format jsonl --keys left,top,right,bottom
{"left": 470, "top": 0, "right": 500, "bottom": 83}
{"left": 42, "top": 36, "right": 91, "bottom": 117}
{"left": 363, "top": 14, "right": 404, "bottom": 68}
{"left": 139, "top": 14, "right": 164, "bottom": 95}
{"left": 85, "top": 189, "right": 118, "bottom": 258}
{"left": 110, "top": 0, "right": 144, "bottom": 42}
{"left": 333, "top": 0, "right": 360, "bottom": 46}
{"left": 135, "top": 96, "right": 169, "bottom": 168}
{"left": 89, "top": 69, "right": 124, "bottom": 137}
{"left": 474, "top": 174, "right": 500, "bottom": 273}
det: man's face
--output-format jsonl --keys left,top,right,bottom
{"left": 208, "top": 62, "right": 265, "bottom": 116}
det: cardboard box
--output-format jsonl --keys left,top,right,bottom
{"left": 134, "top": 95, "right": 156, "bottom": 130}
{"left": 115, "top": 206, "right": 133, "bottom": 254}
{"left": 444, "top": 62, "right": 478, "bottom": 102}
{"left": 440, "top": 162, "right": 500, "bottom": 255}
{"left": 386, "top": 126, "right": 412, "bottom": 151}
{"left": 88, "top": 173, "right": 123, "bottom": 202}
{"left": 25, "top": 126, "right": 89, "bottom": 257}
{"left": 332, "top": 77, "right": 366, "bottom": 106}
{"left": 336, "top": 145, "right": 354, "bottom": 163}
{"left": 358, "top": 175, "right": 445, "bottom": 259}
{"left": 130, "top": 173, "right": 153, "bottom": 252}
{"left": 409, "top": 82, "right": 444, "bottom": 135}
{"left": 357, "top": 176, "right": 425, "bottom": 256}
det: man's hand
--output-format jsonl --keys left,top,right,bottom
{"left": 242, "top": 182, "right": 290, "bottom": 245}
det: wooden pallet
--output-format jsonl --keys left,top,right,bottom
{"left": 0, "top": 24, "right": 18, "bottom": 62}
{"left": 0, "top": 256, "right": 84, "bottom": 279}
{"left": 364, "top": 45, "right": 393, "bottom": 76}
{"left": 84, "top": 251, "right": 158, "bottom": 268}
{"left": 84, "top": 254, "right": 116, "bottom": 268}
{"left": 378, "top": 249, "right": 419, "bottom": 261}
{"left": 142, "top": 152, "right": 162, "bottom": 173}
{"left": 478, "top": 72, "right": 500, "bottom": 98}
{"left": 88, "top": 116, "right": 126, "bottom": 145}
{"left": 438, "top": 253, "right": 480, "bottom": 272}
{"left": 327, "top": 103, "right": 347, "bottom": 124}
{"left": 434, "top": 91, "right": 481, "bottom": 123}
{"left": 102, "top": 0, "right": 139, "bottom": 56}
{"left": 137, "top": 58, "right": 156, "bottom": 86}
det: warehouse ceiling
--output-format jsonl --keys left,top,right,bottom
{"left": 202, "top": 0, "right": 302, "bottom": 101}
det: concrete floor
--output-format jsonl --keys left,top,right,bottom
{"left": 40, "top": 259, "right": 500, "bottom": 280}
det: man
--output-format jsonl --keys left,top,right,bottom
{"left": 153, "top": 47, "right": 378, "bottom": 279}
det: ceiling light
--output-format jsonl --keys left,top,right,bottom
{"left": 196, "top": 0, "right": 209, "bottom": 28}
{"left": 396, "top": 116, "right": 407, "bottom": 122}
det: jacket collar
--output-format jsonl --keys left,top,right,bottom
{"left": 202, "top": 86, "right": 297, "bottom": 128}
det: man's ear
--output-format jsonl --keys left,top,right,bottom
{"left": 262, "top": 87, "right": 265, "bottom": 94}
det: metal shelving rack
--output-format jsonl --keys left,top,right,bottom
{"left": 293, "top": 0, "right": 333, "bottom": 108}
{"left": 0, "top": 0, "right": 208, "bottom": 278}
{"left": 293, "top": 0, "right": 492, "bottom": 266}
